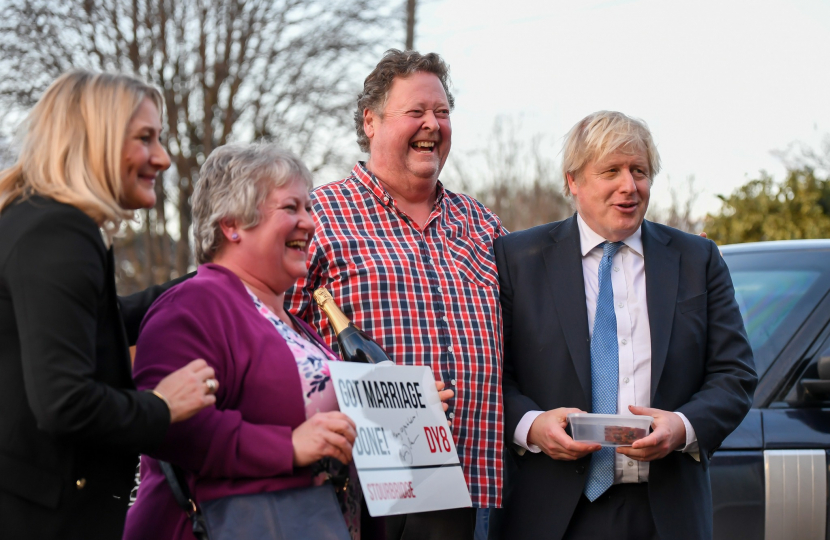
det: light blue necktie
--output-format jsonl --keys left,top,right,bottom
{"left": 584, "top": 241, "right": 624, "bottom": 502}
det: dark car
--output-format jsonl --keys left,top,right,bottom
{"left": 713, "top": 239, "right": 830, "bottom": 540}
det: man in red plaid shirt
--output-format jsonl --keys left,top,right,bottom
{"left": 286, "top": 50, "right": 505, "bottom": 540}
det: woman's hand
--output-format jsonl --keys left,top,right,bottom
{"left": 435, "top": 380, "right": 454, "bottom": 412}
{"left": 292, "top": 411, "right": 357, "bottom": 467}
{"left": 154, "top": 359, "right": 218, "bottom": 423}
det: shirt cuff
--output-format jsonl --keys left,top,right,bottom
{"left": 513, "top": 410, "right": 544, "bottom": 453}
{"left": 673, "top": 411, "right": 700, "bottom": 460}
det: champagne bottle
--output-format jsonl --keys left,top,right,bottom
{"left": 313, "top": 288, "right": 394, "bottom": 365}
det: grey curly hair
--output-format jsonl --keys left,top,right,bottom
{"left": 354, "top": 49, "right": 455, "bottom": 153}
{"left": 192, "top": 142, "right": 313, "bottom": 264}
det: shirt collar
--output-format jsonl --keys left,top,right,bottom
{"left": 576, "top": 213, "right": 643, "bottom": 258}
{"left": 351, "top": 161, "right": 446, "bottom": 209}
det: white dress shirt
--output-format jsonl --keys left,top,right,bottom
{"left": 513, "top": 215, "right": 699, "bottom": 483}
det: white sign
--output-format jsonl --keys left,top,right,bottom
{"left": 328, "top": 362, "right": 472, "bottom": 516}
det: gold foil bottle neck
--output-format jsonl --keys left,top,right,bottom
{"left": 313, "top": 288, "right": 333, "bottom": 307}
{"left": 313, "top": 288, "right": 351, "bottom": 335}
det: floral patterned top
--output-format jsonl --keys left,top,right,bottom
{"left": 248, "top": 290, "right": 361, "bottom": 539}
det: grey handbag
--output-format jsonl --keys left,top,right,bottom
{"left": 159, "top": 460, "right": 351, "bottom": 540}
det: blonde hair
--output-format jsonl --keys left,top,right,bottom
{"left": 561, "top": 111, "right": 661, "bottom": 196}
{"left": 192, "top": 142, "right": 313, "bottom": 264}
{"left": 0, "top": 70, "right": 164, "bottom": 238}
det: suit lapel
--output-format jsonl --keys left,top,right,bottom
{"left": 543, "top": 215, "right": 592, "bottom": 405}
{"left": 642, "top": 221, "right": 680, "bottom": 403}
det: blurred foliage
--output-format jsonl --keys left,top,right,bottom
{"left": 705, "top": 167, "right": 830, "bottom": 245}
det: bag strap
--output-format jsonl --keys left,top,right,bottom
{"left": 288, "top": 312, "right": 332, "bottom": 354}
{"left": 158, "top": 461, "right": 210, "bottom": 540}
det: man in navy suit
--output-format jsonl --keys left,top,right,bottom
{"left": 494, "top": 111, "right": 757, "bottom": 539}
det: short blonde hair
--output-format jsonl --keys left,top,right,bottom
{"left": 0, "top": 70, "right": 164, "bottom": 238}
{"left": 192, "top": 143, "right": 313, "bottom": 264}
{"left": 561, "top": 111, "right": 661, "bottom": 196}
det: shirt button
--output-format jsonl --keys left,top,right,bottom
{"left": 613, "top": 267, "right": 620, "bottom": 272}
{"left": 442, "top": 316, "right": 448, "bottom": 323}
{"left": 618, "top": 302, "right": 624, "bottom": 308}
{"left": 628, "top": 461, "right": 634, "bottom": 467}
{"left": 448, "top": 412, "right": 455, "bottom": 419}
{"left": 623, "top": 377, "right": 630, "bottom": 384}
{"left": 450, "top": 379, "right": 457, "bottom": 386}
{"left": 76, "top": 478, "right": 87, "bottom": 490}
{"left": 437, "top": 286, "right": 443, "bottom": 293}
{"left": 447, "top": 345, "right": 454, "bottom": 353}
{"left": 621, "top": 339, "right": 627, "bottom": 345}
{"left": 383, "top": 196, "right": 390, "bottom": 204}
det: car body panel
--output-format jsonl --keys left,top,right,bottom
{"left": 712, "top": 240, "right": 830, "bottom": 540}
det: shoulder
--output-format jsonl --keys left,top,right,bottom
{"left": 442, "top": 188, "right": 504, "bottom": 236}
{"left": 1, "top": 195, "right": 102, "bottom": 244}
{"left": 309, "top": 176, "right": 374, "bottom": 227}
{"left": 643, "top": 220, "right": 715, "bottom": 259}
{"left": 496, "top": 218, "right": 570, "bottom": 252}
{"left": 0, "top": 196, "right": 106, "bottom": 273}
{"left": 143, "top": 264, "right": 250, "bottom": 325}
{"left": 311, "top": 177, "right": 362, "bottom": 208}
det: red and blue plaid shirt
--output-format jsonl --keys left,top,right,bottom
{"left": 286, "top": 162, "right": 505, "bottom": 508}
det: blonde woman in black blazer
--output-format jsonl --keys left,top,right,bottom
{"left": 0, "top": 71, "right": 218, "bottom": 540}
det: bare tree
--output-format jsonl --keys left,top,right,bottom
{"left": 405, "top": 0, "right": 417, "bottom": 49}
{"left": 646, "top": 175, "right": 703, "bottom": 234}
{"left": 773, "top": 135, "right": 830, "bottom": 176}
{"left": 0, "top": 138, "right": 13, "bottom": 171}
{"left": 449, "top": 117, "right": 571, "bottom": 232}
{"left": 0, "top": 0, "right": 394, "bottom": 292}
{"left": 449, "top": 117, "right": 706, "bottom": 234}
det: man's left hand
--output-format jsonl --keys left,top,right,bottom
{"left": 616, "top": 405, "right": 686, "bottom": 462}
{"left": 435, "top": 379, "right": 454, "bottom": 412}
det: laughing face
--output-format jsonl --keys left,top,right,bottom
{"left": 568, "top": 147, "right": 651, "bottom": 241}
{"left": 234, "top": 178, "right": 315, "bottom": 295}
{"left": 119, "top": 97, "right": 171, "bottom": 210}
{"left": 363, "top": 71, "right": 451, "bottom": 192}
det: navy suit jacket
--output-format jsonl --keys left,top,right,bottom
{"left": 494, "top": 215, "right": 757, "bottom": 540}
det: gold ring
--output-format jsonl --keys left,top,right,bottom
{"left": 205, "top": 379, "right": 218, "bottom": 393}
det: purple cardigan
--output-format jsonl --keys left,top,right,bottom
{"left": 123, "top": 264, "right": 335, "bottom": 540}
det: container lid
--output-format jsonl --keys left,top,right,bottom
{"left": 567, "top": 413, "right": 654, "bottom": 423}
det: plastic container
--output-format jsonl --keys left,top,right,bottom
{"left": 567, "top": 413, "right": 654, "bottom": 447}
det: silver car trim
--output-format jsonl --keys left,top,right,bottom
{"left": 764, "top": 449, "right": 826, "bottom": 540}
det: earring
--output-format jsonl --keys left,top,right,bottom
{"left": 231, "top": 233, "right": 239, "bottom": 240}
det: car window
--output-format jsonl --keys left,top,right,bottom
{"left": 732, "top": 270, "right": 819, "bottom": 360}
{"left": 724, "top": 249, "right": 830, "bottom": 379}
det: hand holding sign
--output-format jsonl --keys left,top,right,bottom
{"left": 435, "top": 379, "right": 454, "bottom": 413}
{"left": 291, "top": 411, "right": 357, "bottom": 467}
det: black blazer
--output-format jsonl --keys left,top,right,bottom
{"left": 494, "top": 215, "right": 757, "bottom": 540}
{"left": 0, "top": 196, "right": 182, "bottom": 539}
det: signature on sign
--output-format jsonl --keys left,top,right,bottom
{"left": 391, "top": 415, "right": 419, "bottom": 465}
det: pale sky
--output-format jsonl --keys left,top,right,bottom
{"left": 411, "top": 0, "right": 830, "bottom": 217}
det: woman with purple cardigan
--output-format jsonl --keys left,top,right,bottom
{"left": 123, "top": 143, "right": 452, "bottom": 540}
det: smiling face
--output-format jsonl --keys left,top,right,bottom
{"left": 568, "top": 147, "right": 651, "bottom": 241}
{"left": 119, "top": 97, "right": 171, "bottom": 209}
{"left": 232, "top": 178, "right": 314, "bottom": 295}
{"left": 363, "top": 71, "right": 451, "bottom": 191}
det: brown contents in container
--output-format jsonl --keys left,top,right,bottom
{"left": 604, "top": 426, "right": 648, "bottom": 445}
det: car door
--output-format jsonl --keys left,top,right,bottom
{"left": 714, "top": 245, "right": 830, "bottom": 540}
